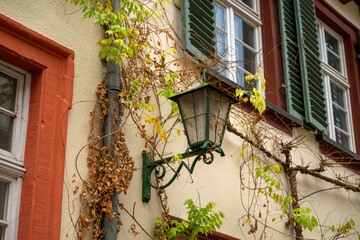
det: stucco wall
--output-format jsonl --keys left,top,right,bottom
{"left": 0, "top": 0, "right": 104, "bottom": 239}
{"left": 0, "top": 0, "right": 359, "bottom": 240}
{"left": 325, "top": 0, "right": 360, "bottom": 28}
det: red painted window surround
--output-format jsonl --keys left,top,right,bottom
{"left": 259, "top": 0, "right": 360, "bottom": 154}
{"left": 0, "top": 13, "right": 74, "bottom": 240}
{"left": 315, "top": 0, "right": 360, "bottom": 154}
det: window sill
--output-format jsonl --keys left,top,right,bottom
{"left": 207, "top": 69, "right": 360, "bottom": 169}
{"left": 207, "top": 69, "right": 302, "bottom": 135}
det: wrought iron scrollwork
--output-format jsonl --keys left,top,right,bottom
{"left": 142, "top": 145, "right": 223, "bottom": 202}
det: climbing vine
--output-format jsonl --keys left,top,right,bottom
{"left": 65, "top": 0, "right": 360, "bottom": 239}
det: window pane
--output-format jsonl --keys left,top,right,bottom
{"left": 0, "top": 181, "right": 8, "bottom": 220}
{"left": 335, "top": 128, "right": 350, "bottom": 149}
{"left": 215, "top": 3, "right": 226, "bottom": 31}
{"left": 330, "top": 82, "right": 345, "bottom": 108}
{"left": 216, "top": 30, "right": 228, "bottom": 58}
{"left": 235, "top": 41, "right": 256, "bottom": 73}
{"left": 236, "top": 68, "right": 246, "bottom": 87}
{"left": 325, "top": 31, "right": 339, "bottom": 54}
{"left": 332, "top": 105, "right": 348, "bottom": 132}
{"left": 234, "top": 15, "right": 255, "bottom": 48}
{"left": 327, "top": 51, "right": 341, "bottom": 72}
{"left": 236, "top": 68, "right": 254, "bottom": 90}
{"left": 0, "top": 113, "right": 14, "bottom": 152}
{"left": 0, "top": 72, "right": 17, "bottom": 112}
{"left": 0, "top": 225, "right": 5, "bottom": 240}
{"left": 240, "top": 0, "right": 254, "bottom": 9}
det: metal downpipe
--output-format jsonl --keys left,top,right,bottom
{"left": 103, "top": 1, "right": 122, "bottom": 238}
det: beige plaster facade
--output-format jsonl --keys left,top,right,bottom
{"left": 0, "top": 0, "right": 359, "bottom": 240}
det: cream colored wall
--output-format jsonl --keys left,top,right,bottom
{"left": 1, "top": 1, "right": 359, "bottom": 240}
{"left": 326, "top": 0, "right": 360, "bottom": 28}
{"left": 0, "top": 1, "right": 104, "bottom": 239}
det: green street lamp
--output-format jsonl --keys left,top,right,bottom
{"left": 142, "top": 73, "right": 238, "bottom": 202}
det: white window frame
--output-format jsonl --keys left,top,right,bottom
{"left": 0, "top": 60, "right": 29, "bottom": 240}
{"left": 215, "top": 0, "right": 263, "bottom": 91}
{"left": 0, "top": 172, "right": 22, "bottom": 240}
{"left": 318, "top": 21, "right": 355, "bottom": 151}
{"left": 0, "top": 61, "right": 30, "bottom": 165}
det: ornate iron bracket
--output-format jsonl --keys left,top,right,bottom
{"left": 142, "top": 144, "right": 225, "bottom": 202}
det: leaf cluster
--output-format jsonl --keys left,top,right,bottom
{"left": 154, "top": 199, "right": 226, "bottom": 240}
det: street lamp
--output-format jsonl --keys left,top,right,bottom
{"left": 142, "top": 72, "right": 238, "bottom": 202}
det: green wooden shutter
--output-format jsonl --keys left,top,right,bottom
{"left": 181, "top": 0, "right": 216, "bottom": 58}
{"left": 278, "top": 0, "right": 328, "bottom": 133}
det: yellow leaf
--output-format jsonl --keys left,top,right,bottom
{"left": 240, "top": 150, "right": 244, "bottom": 158}
{"left": 118, "top": 92, "right": 126, "bottom": 99}
{"left": 156, "top": 121, "right": 162, "bottom": 134}
{"left": 160, "top": 131, "right": 168, "bottom": 141}
{"left": 272, "top": 218, "right": 276, "bottom": 222}
{"left": 177, "top": 129, "right": 181, "bottom": 136}
{"left": 245, "top": 218, "right": 251, "bottom": 224}
{"left": 242, "top": 97, "right": 249, "bottom": 103}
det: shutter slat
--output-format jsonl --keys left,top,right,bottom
{"left": 296, "top": 0, "right": 328, "bottom": 132}
{"left": 181, "top": 0, "right": 216, "bottom": 58}
{"left": 279, "top": 0, "right": 328, "bottom": 132}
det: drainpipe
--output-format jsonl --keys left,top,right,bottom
{"left": 102, "top": 1, "right": 121, "bottom": 239}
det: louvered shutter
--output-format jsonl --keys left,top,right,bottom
{"left": 181, "top": 0, "right": 216, "bottom": 58}
{"left": 278, "top": 0, "right": 328, "bottom": 133}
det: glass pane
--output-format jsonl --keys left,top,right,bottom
{"left": 209, "top": 114, "right": 216, "bottom": 143}
{"left": 236, "top": 68, "right": 255, "bottom": 90}
{"left": 219, "top": 97, "right": 231, "bottom": 121}
{"left": 330, "top": 82, "right": 346, "bottom": 108}
{"left": 215, "top": 119, "right": 226, "bottom": 145}
{"left": 209, "top": 90, "right": 221, "bottom": 118}
{"left": 0, "top": 72, "right": 17, "bottom": 112}
{"left": 241, "top": 0, "right": 254, "bottom": 9}
{"left": 0, "top": 225, "right": 5, "bottom": 240}
{"left": 332, "top": 105, "right": 348, "bottom": 132}
{"left": 193, "top": 89, "right": 206, "bottom": 115}
{"left": 178, "top": 93, "right": 194, "bottom": 120}
{"left": 234, "top": 15, "right": 255, "bottom": 48}
{"left": 215, "top": 3, "right": 226, "bottom": 31}
{"left": 235, "top": 41, "right": 256, "bottom": 74}
{"left": 327, "top": 51, "right": 341, "bottom": 72}
{"left": 236, "top": 68, "right": 246, "bottom": 87}
{"left": 184, "top": 118, "right": 196, "bottom": 144}
{"left": 0, "top": 181, "right": 8, "bottom": 220}
{"left": 0, "top": 113, "right": 14, "bottom": 152}
{"left": 325, "top": 31, "right": 339, "bottom": 54}
{"left": 215, "top": 59, "right": 230, "bottom": 78}
{"left": 335, "top": 128, "right": 350, "bottom": 149}
{"left": 216, "top": 30, "right": 228, "bottom": 58}
{"left": 196, "top": 115, "right": 206, "bottom": 142}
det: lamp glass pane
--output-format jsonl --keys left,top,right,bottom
{"left": 184, "top": 118, "right": 196, "bottom": 144}
{"left": 219, "top": 97, "right": 231, "bottom": 121}
{"left": 178, "top": 93, "right": 194, "bottom": 120}
{"left": 194, "top": 89, "right": 206, "bottom": 115}
{"left": 209, "top": 90, "right": 221, "bottom": 117}
{"left": 196, "top": 115, "right": 206, "bottom": 143}
{"left": 215, "top": 119, "right": 226, "bottom": 144}
{"left": 209, "top": 114, "right": 216, "bottom": 143}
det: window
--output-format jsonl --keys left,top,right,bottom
{"left": 318, "top": 22, "right": 355, "bottom": 151}
{"left": 215, "top": 0, "right": 262, "bottom": 89}
{"left": 0, "top": 61, "right": 29, "bottom": 240}
{"left": 181, "top": 0, "right": 262, "bottom": 89}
